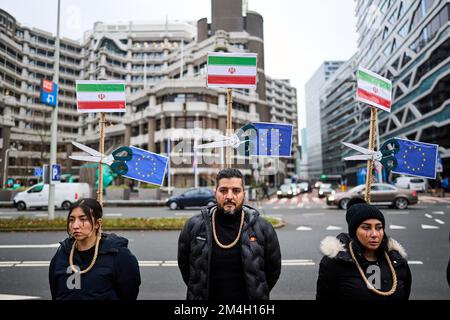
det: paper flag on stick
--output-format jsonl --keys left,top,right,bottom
{"left": 194, "top": 122, "right": 293, "bottom": 158}
{"left": 342, "top": 138, "right": 438, "bottom": 179}
{"left": 70, "top": 142, "right": 168, "bottom": 186}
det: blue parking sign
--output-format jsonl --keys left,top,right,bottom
{"left": 34, "top": 167, "right": 43, "bottom": 177}
{"left": 51, "top": 164, "right": 61, "bottom": 184}
{"left": 40, "top": 79, "right": 58, "bottom": 107}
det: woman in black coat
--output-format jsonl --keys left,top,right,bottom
{"left": 49, "top": 198, "right": 141, "bottom": 300}
{"left": 316, "top": 198, "right": 412, "bottom": 300}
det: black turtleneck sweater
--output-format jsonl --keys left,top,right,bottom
{"left": 209, "top": 209, "right": 248, "bottom": 300}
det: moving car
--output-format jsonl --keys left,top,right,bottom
{"left": 277, "top": 184, "right": 295, "bottom": 198}
{"left": 290, "top": 183, "right": 300, "bottom": 196}
{"left": 297, "top": 182, "right": 311, "bottom": 193}
{"left": 14, "top": 183, "right": 91, "bottom": 211}
{"left": 318, "top": 183, "right": 334, "bottom": 198}
{"left": 326, "top": 183, "right": 418, "bottom": 210}
{"left": 166, "top": 188, "right": 216, "bottom": 210}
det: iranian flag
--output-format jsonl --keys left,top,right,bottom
{"left": 76, "top": 80, "right": 126, "bottom": 113}
{"left": 207, "top": 52, "right": 257, "bottom": 89}
{"left": 356, "top": 67, "right": 392, "bottom": 112}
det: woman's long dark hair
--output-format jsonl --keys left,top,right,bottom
{"left": 66, "top": 198, "right": 103, "bottom": 236}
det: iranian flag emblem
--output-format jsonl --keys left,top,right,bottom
{"left": 76, "top": 80, "right": 126, "bottom": 113}
{"left": 356, "top": 67, "right": 392, "bottom": 112}
{"left": 207, "top": 52, "right": 257, "bottom": 89}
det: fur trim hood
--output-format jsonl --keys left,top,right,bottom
{"left": 320, "top": 233, "right": 407, "bottom": 260}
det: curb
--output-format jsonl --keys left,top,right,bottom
{"left": 0, "top": 201, "right": 167, "bottom": 209}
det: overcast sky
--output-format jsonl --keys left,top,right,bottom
{"left": 0, "top": 0, "right": 359, "bottom": 130}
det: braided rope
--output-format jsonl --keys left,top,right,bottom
{"left": 98, "top": 113, "right": 106, "bottom": 206}
{"left": 69, "top": 229, "right": 102, "bottom": 275}
{"left": 365, "top": 107, "right": 378, "bottom": 203}
{"left": 349, "top": 240, "right": 398, "bottom": 296}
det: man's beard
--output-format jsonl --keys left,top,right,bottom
{"left": 218, "top": 201, "right": 243, "bottom": 215}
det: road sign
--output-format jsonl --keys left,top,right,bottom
{"left": 40, "top": 79, "right": 58, "bottom": 107}
{"left": 50, "top": 164, "right": 61, "bottom": 184}
{"left": 34, "top": 167, "right": 43, "bottom": 177}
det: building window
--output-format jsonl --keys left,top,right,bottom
{"left": 131, "top": 125, "right": 140, "bottom": 137}
{"left": 389, "top": 9, "right": 397, "bottom": 24}
{"left": 414, "top": 74, "right": 449, "bottom": 115}
{"left": 186, "top": 117, "right": 195, "bottom": 129}
{"left": 420, "top": 124, "right": 450, "bottom": 148}
{"left": 398, "top": 20, "right": 409, "bottom": 38}
{"left": 401, "top": 51, "right": 412, "bottom": 67}
{"left": 413, "top": 38, "right": 450, "bottom": 85}
{"left": 165, "top": 117, "right": 171, "bottom": 129}
{"left": 176, "top": 117, "right": 185, "bottom": 128}
{"left": 398, "top": 2, "right": 405, "bottom": 19}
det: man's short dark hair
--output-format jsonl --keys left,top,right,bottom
{"left": 216, "top": 168, "right": 244, "bottom": 188}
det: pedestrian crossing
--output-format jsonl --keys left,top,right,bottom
{"left": 418, "top": 196, "right": 450, "bottom": 204}
{"left": 259, "top": 193, "right": 326, "bottom": 207}
{"left": 0, "top": 259, "right": 317, "bottom": 268}
{"left": 295, "top": 224, "right": 439, "bottom": 231}
{"left": 253, "top": 194, "right": 450, "bottom": 208}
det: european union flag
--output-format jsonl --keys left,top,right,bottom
{"left": 392, "top": 138, "right": 438, "bottom": 179}
{"left": 123, "top": 147, "right": 169, "bottom": 186}
{"left": 250, "top": 122, "right": 293, "bottom": 157}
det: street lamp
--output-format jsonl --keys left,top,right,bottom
{"left": 2, "top": 147, "right": 17, "bottom": 188}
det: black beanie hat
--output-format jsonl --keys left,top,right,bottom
{"left": 346, "top": 197, "right": 385, "bottom": 238}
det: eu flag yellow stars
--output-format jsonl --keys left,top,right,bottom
{"left": 123, "top": 146, "right": 169, "bottom": 186}
{"left": 392, "top": 138, "right": 438, "bottom": 179}
{"left": 252, "top": 123, "right": 293, "bottom": 157}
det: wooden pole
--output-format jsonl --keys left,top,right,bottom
{"left": 226, "top": 88, "right": 233, "bottom": 168}
{"left": 365, "top": 107, "right": 377, "bottom": 203}
{"left": 97, "top": 112, "right": 106, "bottom": 206}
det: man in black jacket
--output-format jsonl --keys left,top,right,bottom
{"left": 177, "top": 168, "right": 281, "bottom": 300}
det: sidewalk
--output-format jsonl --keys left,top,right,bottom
{"left": 0, "top": 199, "right": 167, "bottom": 208}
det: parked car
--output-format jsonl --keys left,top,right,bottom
{"left": 13, "top": 183, "right": 91, "bottom": 211}
{"left": 318, "top": 183, "right": 334, "bottom": 198}
{"left": 166, "top": 188, "right": 216, "bottom": 210}
{"left": 326, "top": 183, "right": 418, "bottom": 210}
{"left": 277, "top": 184, "right": 295, "bottom": 198}
{"left": 290, "top": 183, "right": 300, "bottom": 196}
{"left": 297, "top": 182, "right": 311, "bottom": 193}
{"left": 394, "top": 176, "right": 427, "bottom": 192}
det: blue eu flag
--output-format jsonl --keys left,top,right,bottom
{"left": 250, "top": 123, "right": 293, "bottom": 157}
{"left": 392, "top": 139, "right": 438, "bottom": 179}
{"left": 123, "top": 147, "right": 169, "bottom": 186}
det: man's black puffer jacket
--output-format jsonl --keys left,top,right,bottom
{"left": 178, "top": 204, "right": 281, "bottom": 300}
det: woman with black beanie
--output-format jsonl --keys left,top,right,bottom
{"left": 316, "top": 197, "right": 412, "bottom": 300}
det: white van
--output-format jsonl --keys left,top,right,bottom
{"left": 13, "top": 183, "right": 91, "bottom": 211}
{"left": 394, "top": 176, "right": 427, "bottom": 192}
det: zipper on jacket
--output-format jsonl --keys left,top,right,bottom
{"left": 205, "top": 207, "right": 213, "bottom": 299}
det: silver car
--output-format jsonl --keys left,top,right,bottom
{"left": 326, "top": 183, "right": 418, "bottom": 210}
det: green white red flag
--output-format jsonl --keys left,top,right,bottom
{"left": 207, "top": 52, "right": 257, "bottom": 89}
{"left": 76, "top": 80, "right": 126, "bottom": 113}
{"left": 356, "top": 67, "right": 392, "bottom": 112}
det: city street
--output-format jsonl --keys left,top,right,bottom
{"left": 1, "top": 0, "right": 449, "bottom": 308}
{"left": 0, "top": 192, "right": 449, "bottom": 300}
